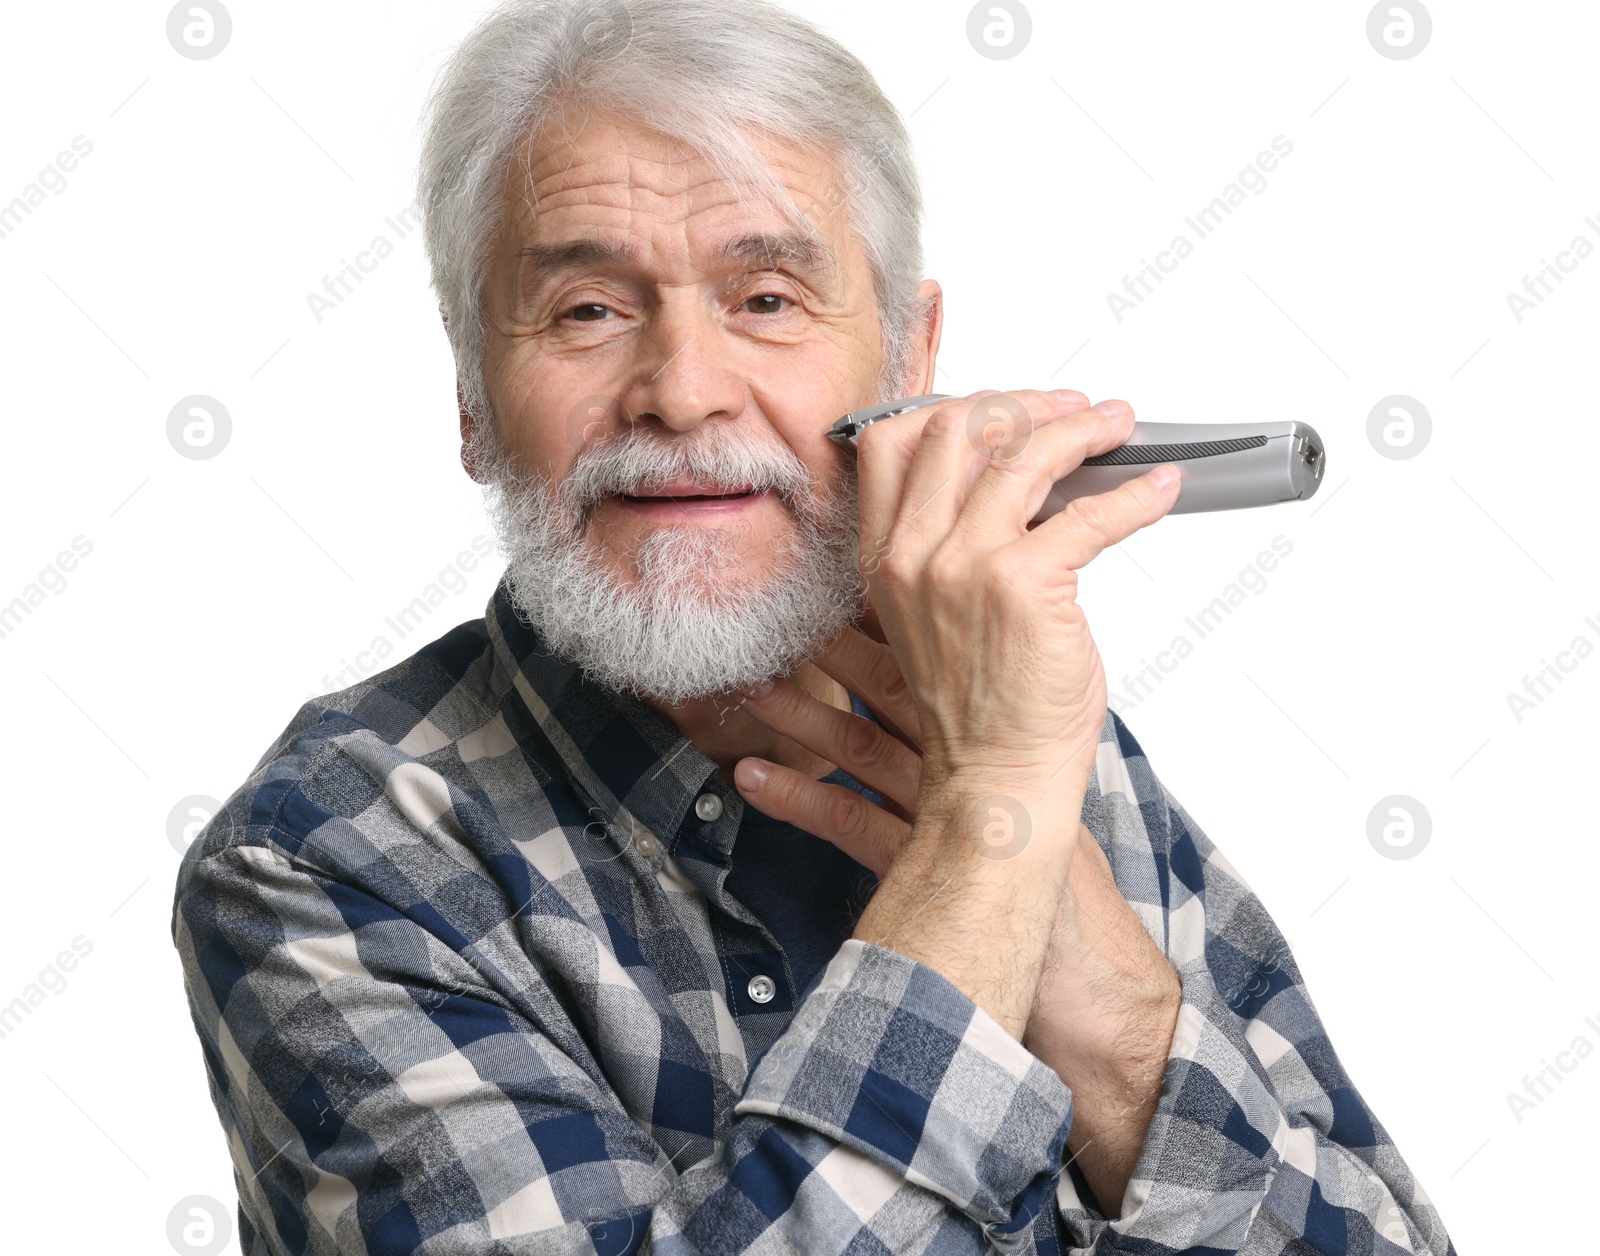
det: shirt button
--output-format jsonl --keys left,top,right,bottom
{"left": 694, "top": 793, "right": 724, "bottom": 822}
{"left": 746, "top": 974, "right": 776, "bottom": 1004}
{"left": 634, "top": 832, "right": 658, "bottom": 858}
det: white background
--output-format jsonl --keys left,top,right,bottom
{"left": 1, "top": 0, "right": 1594, "bottom": 1250}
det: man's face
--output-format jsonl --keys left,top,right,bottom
{"left": 468, "top": 106, "right": 903, "bottom": 703}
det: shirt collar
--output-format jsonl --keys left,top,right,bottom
{"left": 483, "top": 580, "right": 747, "bottom": 862}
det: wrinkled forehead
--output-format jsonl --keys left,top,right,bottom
{"left": 494, "top": 103, "right": 852, "bottom": 269}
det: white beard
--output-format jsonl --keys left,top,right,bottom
{"left": 470, "top": 413, "right": 867, "bottom": 705}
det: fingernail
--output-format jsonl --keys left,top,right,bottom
{"left": 1092, "top": 399, "right": 1131, "bottom": 417}
{"left": 735, "top": 758, "right": 771, "bottom": 791}
{"left": 1146, "top": 463, "right": 1179, "bottom": 488}
{"left": 741, "top": 679, "right": 774, "bottom": 699}
{"left": 1051, "top": 389, "right": 1087, "bottom": 405}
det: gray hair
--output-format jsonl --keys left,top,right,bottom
{"left": 416, "top": 0, "right": 929, "bottom": 431}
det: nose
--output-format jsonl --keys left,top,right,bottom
{"left": 621, "top": 299, "right": 747, "bottom": 434}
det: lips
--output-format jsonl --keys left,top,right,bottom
{"left": 618, "top": 482, "right": 759, "bottom": 501}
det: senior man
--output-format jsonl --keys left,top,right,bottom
{"left": 173, "top": 1, "right": 1454, "bottom": 1252}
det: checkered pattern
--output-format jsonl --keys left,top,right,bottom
{"left": 172, "top": 581, "right": 1454, "bottom": 1254}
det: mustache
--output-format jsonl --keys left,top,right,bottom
{"left": 562, "top": 423, "right": 822, "bottom": 516}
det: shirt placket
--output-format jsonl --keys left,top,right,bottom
{"left": 668, "top": 772, "right": 799, "bottom": 1059}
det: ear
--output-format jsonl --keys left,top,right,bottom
{"left": 903, "top": 278, "right": 944, "bottom": 396}
{"left": 457, "top": 380, "right": 489, "bottom": 484}
{"left": 445, "top": 307, "right": 490, "bottom": 485}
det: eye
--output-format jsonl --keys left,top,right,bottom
{"left": 742, "top": 293, "right": 790, "bottom": 315}
{"left": 568, "top": 303, "right": 612, "bottom": 322}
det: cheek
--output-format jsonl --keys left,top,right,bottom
{"left": 755, "top": 364, "right": 871, "bottom": 459}
{"left": 787, "top": 426, "right": 860, "bottom": 509}
{"left": 487, "top": 352, "right": 602, "bottom": 477}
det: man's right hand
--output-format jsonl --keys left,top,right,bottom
{"left": 847, "top": 389, "right": 1179, "bottom": 1039}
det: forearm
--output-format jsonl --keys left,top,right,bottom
{"left": 1025, "top": 965, "right": 1177, "bottom": 1217}
{"left": 1021, "top": 824, "right": 1183, "bottom": 1217}
{"left": 851, "top": 771, "right": 1087, "bottom": 1039}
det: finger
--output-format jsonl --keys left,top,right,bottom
{"left": 888, "top": 389, "right": 1087, "bottom": 561}
{"left": 732, "top": 757, "right": 909, "bottom": 877}
{"left": 945, "top": 398, "right": 1139, "bottom": 549}
{"left": 738, "top": 675, "right": 920, "bottom": 813}
{"left": 808, "top": 626, "right": 924, "bottom": 752}
{"left": 885, "top": 392, "right": 999, "bottom": 558}
{"left": 853, "top": 392, "right": 989, "bottom": 572}
{"left": 853, "top": 389, "right": 1086, "bottom": 569}
{"left": 1014, "top": 461, "right": 1180, "bottom": 571}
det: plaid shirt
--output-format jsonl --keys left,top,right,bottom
{"left": 173, "top": 582, "right": 1455, "bottom": 1254}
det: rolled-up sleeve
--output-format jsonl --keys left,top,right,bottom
{"left": 1056, "top": 714, "right": 1456, "bottom": 1255}
{"left": 176, "top": 837, "right": 1073, "bottom": 1255}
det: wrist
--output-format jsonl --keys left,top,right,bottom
{"left": 920, "top": 757, "right": 1088, "bottom": 811}
{"left": 908, "top": 778, "right": 1085, "bottom": 874}
{"left": 922, "top": 743, "right": 1097, "bottom": 802}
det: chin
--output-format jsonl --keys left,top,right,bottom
{"left": 612, "top": 549, "right": 781, "bottom": 598}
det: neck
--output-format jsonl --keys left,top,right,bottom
{"left": 642, "top": 662, "right": 852, "bottom": 786}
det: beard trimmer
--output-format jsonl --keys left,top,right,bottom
{"left": 828, "top": 394, "right": 1326, "bottom": 517}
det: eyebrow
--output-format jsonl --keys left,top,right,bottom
{"left": 509, "top": 230, "right": 837, "bottom": 311}
{"left": 516, "top": 237, "right": 639, "bottom": 272}
{"left": 714, "top": 231, "right": 834, "bottom": 276}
